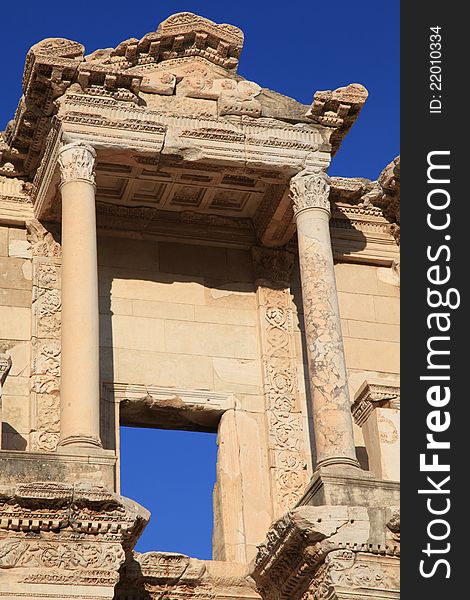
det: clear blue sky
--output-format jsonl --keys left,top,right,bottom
{"left": 1, "top": 1, "right": 399, "bottom": 559}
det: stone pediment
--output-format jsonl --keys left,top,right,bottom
{"left": 0, "top": 11, "right": 368, "bottom": 184}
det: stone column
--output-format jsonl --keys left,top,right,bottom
{"left": 290, "top": 170, "right": 359, "bottom": 470}
{"left": 57, "top": 142, "right": 102, "bottom": 449}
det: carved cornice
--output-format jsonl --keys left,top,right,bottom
{"left": 305, "top": 84, "right": 368, "bottom": 156}
{"left": 352, "top": 380, "right": 400, "bottom": 427}
{"left": 58, "top": 142, "right": 96, "bottom": 186}
{"left": 329, "top": 156, "right": 401, "bottom": 244}
{"left": 290, "top": 170, "right": 331, "bottom": 217}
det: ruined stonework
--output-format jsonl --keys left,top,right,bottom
{"left": 0, "top": 12, "right": 399, "bottom": 600}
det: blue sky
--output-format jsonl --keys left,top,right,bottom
{"left": 1, "top": 1, "right": 399, "bottom": 559}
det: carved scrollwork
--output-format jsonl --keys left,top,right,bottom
{"left": 253, "top": 248, "right": 308, "bottom": 517}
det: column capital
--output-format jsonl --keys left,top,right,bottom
{"left": 58, "top": 142, "right": 96, "bottom": 187}
{"left": 289, "top": 170, "right": 331, "bottom": 218}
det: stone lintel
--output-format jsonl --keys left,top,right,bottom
{"left": 104, "top": 383, "right": 234, "bottom": 433}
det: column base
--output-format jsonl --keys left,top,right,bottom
{"left": 297, "top": 464, "right": 400, "bottom": 508}
{"left": 316, "top": 455, "right": 361, "bottom": 469}
{"left": 57, "top": 434, "right": 103, "bottom": 450}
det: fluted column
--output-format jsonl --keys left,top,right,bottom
{"left": 57, "top": 142, "right": 102, "bottom": 449}
{"left": 290, "top": 170, "right": 359, "bottom": 470}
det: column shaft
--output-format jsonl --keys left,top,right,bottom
{"left": 58, "top": 142, "right": 101, "bottom": 449}
{"left": 291, "top": 170, "right": 358, "bottom": 469}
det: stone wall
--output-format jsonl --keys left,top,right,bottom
{"left": 0, "top": 226, "right": 399, "bottom": 565}
{"left": 0, "top": 224, "right": 32, "bottom": 451}
{"left": 96, "top": 234, "right": 272, "bottom": 563}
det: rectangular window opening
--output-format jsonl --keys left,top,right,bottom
{"left": 119, "top": 426, "right": 218, "bottom": 560}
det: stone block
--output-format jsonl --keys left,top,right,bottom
{"left": 337, "top": 291, "right": 375, "bottom": 322}
{"left": 226, "top": 248, "right": 254, "bottom": 282}
{"left": 164, "top": 321, "right": 259, "bottom": 359}
{"left": 0, "top": 288, "right": 31, "bottom": 308}
{"left": 7, "top": 228, "right": 27, "bottom": 242}
{"left": 99, "top": 295, "right": 133, "bottom": 316}
{"left": 363, "top": 407, "right": 400, "bottom": 481}
{"left": 98, "top": 235, "right": 158, "bottom": 271}
{"left": 205, "top": 283, "right": 256, "bottom": 309}
{"left": 0, "top": 306, "right": 31, "bottom": 340}
{"left": 101, "top": 315, "right": 165, "bottom": 352}
{"left": 335, "top": 262, "right": 380, "bottom": 295}
{"left": 1, "top": 375, "right": 29, "bottom": 396}
{"left": 159, "top": 241, "right": 228, "bottom": 280}
{"left": 0, "top": 227, "right": 8, "bottom": 256}
{"left": 212, "top": 357, "right": 263, "bottom": 394}
{"left": 235, "top": 411, "right": 273, "bottom": 548}
{"left": 373, "top": 295, "right": 400, "bottom": 324}
{"left": 344, "top": 338, "right": 399, "bottom": 373}
{"left": 8, "top": 239, "right": 31, "bottom": 259}
{"left": 4, "top": 341, "right": 30, "bottom": 377}
{"left": 377, "top": 266, "right": 400, "bottom": 296}
{"left": 132, "top": 299, "right": 195, "bottom": 321}
{"left": 109, "top": 272, "right": 206, "bottom": 305}
{"left": 0, "top": 257, "right": 33, "bottom": 290}
{"left": 194, "top": 305, "right": 257, "bottom": 326}
{"left": 347, "top": 320, "right": 400, "bottom": 342}
{"left": 213, "top": 409, "right": 246, "bottom": 563}
{"left": 117, "top": 349, "right": 214, "bottom": 389}
{"left": 1, "top": 395, "right": 31, "bottom": 433}
{"left": 234, "top": 394, "right": 265, "bottom": 413}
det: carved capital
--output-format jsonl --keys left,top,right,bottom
{"left": 58, "top": 142, "right": 96, "bottom": 186}
{"left": 289, "top": 170, "right": 331, "bottom": 218}
{"left": 252, "top": 246, "right": 295, "bottom": 287}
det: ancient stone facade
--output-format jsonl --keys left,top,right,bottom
{"left": 0, "top": 12, "right": 399, "bottom": 600}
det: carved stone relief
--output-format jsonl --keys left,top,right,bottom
{"left": 253, "top": 247, "right": 308, "bottom": 518}
{"left": 26, "top": 220, "right": 62, "bottom": 452}
{"left": 0, "top": 481, "right": 149, "bottom": 592}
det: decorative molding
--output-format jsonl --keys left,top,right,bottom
{"left": 0, "top": 482, "right": 148, "bottom": 591}
{"left": 352, "top": 380, "right": 400, "bottom": 427}
{"left": 253, "top": 248, "right": 308, "bottom": 518}
{"left": 58, "top": 142, "right": 96, "bottom": 186}
{"left": 290, "top": 171, "right": 331, "bottom": 217}
{"left": 26, "top": 220, "right": 62, "bottom": 452}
